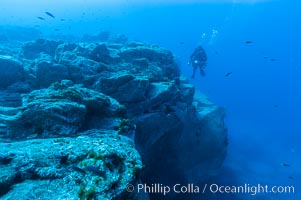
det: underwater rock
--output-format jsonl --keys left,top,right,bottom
{"left": 57, "top": 43, "right": 99, "bottom": 60}
{"left": 134, "top": 92, "right": 227, "bottom": 198}
{"left": 55, "top": 50, "right": 78, "bottom": 66}
{"left": 0, "top": 91, "right": 22, "bottom": 107}
{"left": 53, "top": 41, "right": 179, "bottom": 85}
{"left": 0, "top": 45, "right": 20, "bottom": 58}
{"left": 132, "top": 58, "right": 150, "bottom": 67}
{"left": 0, "top": 81, "right": 125, "bottom": 139}
{"left": 95, "top": 73, "right": 149, "bottom": 103}
{"left": 22, "top": 39, "right": 63, "bottom": 59}
{"left": 8, "top": 99, "right": 86, "bottom": 139}
{"left": 124, "top": 80, "right": 186, "bottom": 115}
{"left": 0, "top": 55, "right": 24, "bottom": 88}
{"left": 179, "top": 83, "right": 195, "bottom": 105}
{"left": 89, "top": 43, "right": 112, "bottom": 64}
{"left": 55, "top": 42, "right": 110, "bottom": 64}
{"left": 0, "top": 134, "right": 143, "bottom": 200}
{"left": 55, "top": 44, "right": 108, "bottom": 86}
{"left": 175, "top": 94, "right": 228, "bottom": 183}
{"left": 66, "top": 55, "right": 107, "bottom": 85}
{"left": 118, "top": 44, "right": 180, "bottom": 81}
{"left": 118, "top": 45, "right": 170, "bottom": 63}
{"left": 135, "top": 112, "right": 183, "bottom": 153}
{"left": 0, "top": 37, "right": 228, "bottom": 200}
{"left": 146, "top": 82, "right": 180, "bottom": 111}
{"left": 34, "top": 53, "right": 69, "bottom": 88}
{"left": 54, "top": 42, "right": 78, "bottom": 62}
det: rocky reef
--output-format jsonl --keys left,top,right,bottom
{"left": 0, "top": 33, "right": 227, "bottom": 199}
{"left": 0, "top": 134, "right": 142, "bottom": 199}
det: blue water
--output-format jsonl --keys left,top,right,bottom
{"left": 1, "top": 0, "right": 300, "bottom": 199}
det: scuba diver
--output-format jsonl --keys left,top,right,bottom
{"left": 189, "top": 45, "right": 207, "bottom": 79}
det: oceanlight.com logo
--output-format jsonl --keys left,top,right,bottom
{"left": 208, "top": 184, "right": 295, "bottom": 196}
{"left": 125, "top": 183, "right": 295, "bottom": 196}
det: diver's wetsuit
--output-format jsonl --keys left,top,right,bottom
{"left": 190, "top": 45, "right": 207, "bottom": 78}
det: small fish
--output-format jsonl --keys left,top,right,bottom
{"left": 288, "top": 176, "right": 294, "bottom": 180}
{"left": 263, "top": 56, "right": 269, "bottom": 59}
{"left": 45, "top": 11, "right": 55, "bottom": 19}
{"left": 60, "top": 19, "right": 66, "bottom": 21}
{"left": 37, "top": 17, "right": 45, "bottom": 20}
{"left": 281, "top": 163, "right": 291, "bottom": 167}
{"left": 270, "top": 58, "right": 277, "bottom": 61}
{"left": 54, "top": 28, "right": 61, "bottom": 31}
{"left": 34, "top": 25, "right": 41, "bottom": 28}
{"left": 179, "top": 41, "right": 185, "bottom": 45}
{"left": 225, "top": 72, "right": 232, "bottom": 77}
{"left": 273, "top": 104, "right": 279, "bottom": 108}
{"left": 245, "top": 41, "right": 253, "bottom": 44}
